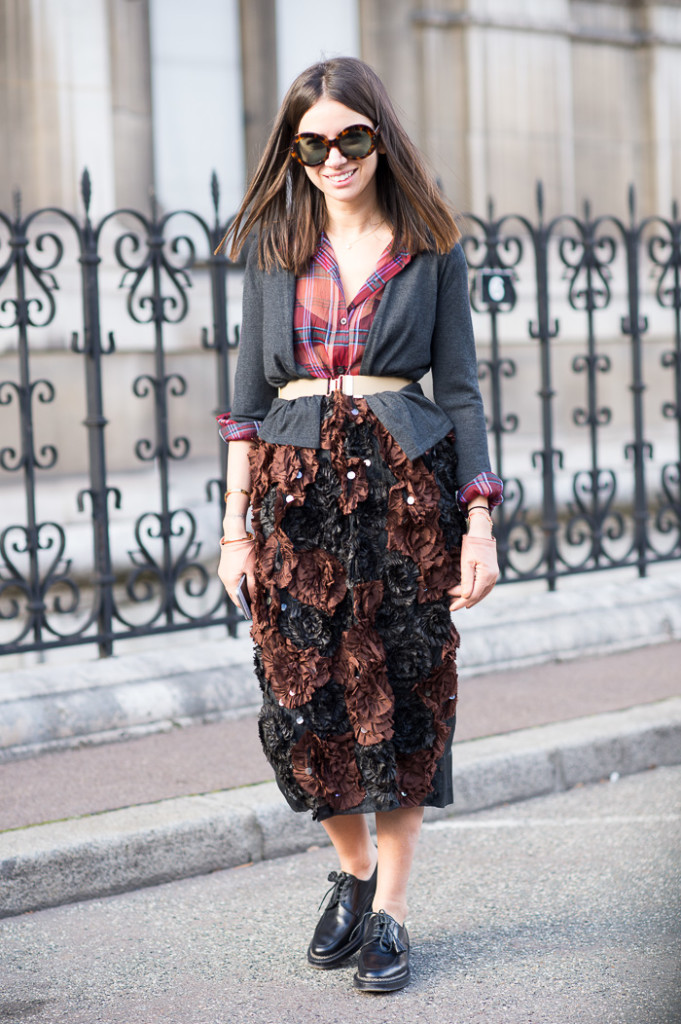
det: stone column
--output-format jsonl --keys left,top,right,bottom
{"left": 239, "top": 0, "right": 278, "bottom": 180}
{"left": 0, "top": 0, "right": 116, "bottom": 215}
{"left": 148, "top": 0, "right": 244, "bottom": 218}
{"left": 646, "top": 1, "right": 681, "bottom": 215}
{"left": 107, "top": 0, "right": 155, "bottom": 211}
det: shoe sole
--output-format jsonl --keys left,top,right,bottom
{"left": 352, "top": 968, "right": 410, "bottom": 992}
{"left": 307, "top": 932, "right": 364, "bottom": 969}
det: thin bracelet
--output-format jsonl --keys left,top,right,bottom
{"left": 468, "top": 504, "right": 492, "bottom": 514}
{"left": 225, "top": 489, "right": 250, "bottom": 501}
{"left": 220, "top": 533, "right": 254, "bottom": 545}
{"left": 224, "top": 513, "right": 246, "bottom": 519}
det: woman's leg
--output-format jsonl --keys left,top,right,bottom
{"left": 321, "top": 813, "right": 377, "bottom": 880}
{"left": 373, "top": 805, "right": 424, "bottom": 924}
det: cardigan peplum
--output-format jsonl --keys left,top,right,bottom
{"left": 230, "top": 241, "right": 493, "bottom": 490}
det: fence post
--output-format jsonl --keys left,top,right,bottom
{"left": 529, "top": 183, "right": 561, "bottom": 589}
{"left": 74, "top": 170, "right": 118, "bottom": 656}
{"left": 621, "top": 186, "right": 652, "bottom": 577}
{"left": 202, "top": 172, "right": 241, "bottom": 636}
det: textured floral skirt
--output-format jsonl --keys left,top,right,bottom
{"left": 248, "top": 393, "right": 466, "bottom": 822}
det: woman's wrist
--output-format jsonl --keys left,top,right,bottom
{"left": 222, "top": 512, "right": 247, "bottom": 540}
{"left": 466, "top": 504, "right": 493, "bottom": 539}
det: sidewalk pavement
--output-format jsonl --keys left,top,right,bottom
{"left": 1, "top": 566, "right": 680, "bottom": 920}
{"left": 2, "top": 766, "right": 679, "bottom": 1024}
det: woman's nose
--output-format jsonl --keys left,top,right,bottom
{"left": 324, "top": 143, "right": 347, "bottom": 168}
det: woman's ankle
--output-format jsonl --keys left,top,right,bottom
{"left": 372, "top": 899, "right": 407, "bottom": 926}
{"left": 339, "top": 848, "right": 377, "bottom": 882}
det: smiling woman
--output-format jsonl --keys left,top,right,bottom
{"left": 214, "top": 56, "right": 502, "bottom": 994}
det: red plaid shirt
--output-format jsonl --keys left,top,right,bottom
{"left": 217, "top": 238, "right": 502, "bottom": 508}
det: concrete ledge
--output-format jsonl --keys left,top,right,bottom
{"left": 1, "top": 570, "right": 680, "bottom": 762}
{"left": 0, "top": 635, "right": 259, "bottom": 761}
{"left": 456, "top": 571, "right": 681, "bottom": 674}
{"left": 2, "top": 697, "right": 680, "bottom": 919}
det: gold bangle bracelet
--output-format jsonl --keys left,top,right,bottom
{"left": 225, "top": 489, "right": 250, "bottom": 501}
{"left": 220, "top": 533, "right": 254, "bottom": 545}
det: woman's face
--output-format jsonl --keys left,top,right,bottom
{"left": 295, "top": 98, "right": 380, "bottom": 209}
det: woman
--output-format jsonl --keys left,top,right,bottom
{"left": 217, "top": 57, "right": 501, "bottom": 994}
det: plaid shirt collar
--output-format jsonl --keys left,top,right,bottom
{"left": 315, "top": 233, "right": 411, "bottom": 309}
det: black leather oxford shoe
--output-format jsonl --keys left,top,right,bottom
{"left": 307, "top": 867, "right": 377, "bottom": 968}
{"left": 353, "top": 909, "right": 410, "bottom": 992}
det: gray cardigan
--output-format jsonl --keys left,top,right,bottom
{"left": 230, "top": 242, "right": 492, "bottom": 488}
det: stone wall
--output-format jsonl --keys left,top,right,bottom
{"left": 360, "top": 0, "right": 681, "bottom": 219}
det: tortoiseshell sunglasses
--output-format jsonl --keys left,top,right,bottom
{"left": 290, "top": 124, "right": 380, "bottom": 167}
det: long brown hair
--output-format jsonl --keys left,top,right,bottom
{"left": 220, "top": 57, "right": 460, "bottom": 273}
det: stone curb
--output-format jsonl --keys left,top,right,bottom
{"left": 1, "top": 697, "right": 680, "bottom": 920}
{"left": 2, "top": 570, "right": 680, "bottom": 761}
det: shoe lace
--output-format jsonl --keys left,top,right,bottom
{"left": 317, "top": 870, "right": 353, "bottom": 913}
{"left": 366, "top": 910, "right": 404, "bottom": 953}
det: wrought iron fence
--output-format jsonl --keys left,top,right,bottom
{"left": 0, "top": 173, "right": 679, "bottom": 659}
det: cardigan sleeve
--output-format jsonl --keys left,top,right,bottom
{"left": 229, "top": 246, "right": 279, "bottom": 424}
{"left": 430, "top": 244, "right": 493, "bottom": 489}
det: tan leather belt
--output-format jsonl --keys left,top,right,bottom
{"left": 278, "top": 375, "right": 412, "bottom": 400}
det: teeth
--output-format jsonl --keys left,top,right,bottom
{"left": 329, "top": 170, "right": 354, "bottom": 182}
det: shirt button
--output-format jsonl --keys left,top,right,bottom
{"left": 340, "top": 317, "right": 347, "bottom": 325}
{"left": 406, "top": 495, "right": 415, "bottom": 505}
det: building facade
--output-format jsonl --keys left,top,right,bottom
{"left": 2, "top": 0, "right": 680, "bottom": 221}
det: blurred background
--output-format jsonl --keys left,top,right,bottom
{"left": 1, "top": 0, "right": 680, "bottom": 663}
{"left": 2, "top": 0, "right": 680, "bottom": 220}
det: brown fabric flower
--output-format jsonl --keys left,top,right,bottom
{"left": 352, "top": 580, "right": 384, "bottom": 625}
{"left": 257, "top": 530, "right": 296, "bottom": 590}
{"left": 395, "top": 722, "right": 450, "bottom": 806}
{"left": 260, "top": 629, "right": 332, "bottom": 708}
{"left": 418, "top": 548, "right": 458, "bottom": 601}
{"left": 372, "top": 416, "right": 413, "bottom": 477}
{"left": 250, "top": 585, "right": 280, "bottom": 648}
{"left": 414, "top": 641, "right": 459, "bottom": 718}
{"left": 336, "top": 456, "right": 370, "bottom": 514}
{"left": 334, "top": 623, "right": 395, "bottom": 746}
{"left": 268, "top": 445, "right": 318, "bottom": 501}
{"left": 248, "top": 441, "right": 275, "bottom": 506}
{"left": 287, "top": 547, "right": 347, "bottom": 613}
{"left": 291, "top": 730, "right": 365, "bottom": 812}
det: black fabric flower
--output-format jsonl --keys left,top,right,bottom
{"left": 355, "top": 741, "right": 397, "bottom": 808}
{"left": 277, "top": 594, "right": 336, "bottom": 656}
{"left": 430, "top": 434, "right": 466, "bottom": 551}
{"left": 415, "top": 600, "right": 456, "bottom": 650}
{"left": 258, "top": 486, "right": 278, "bottom": 540}
{"left": 385, "top": 635, "right": 433, "bottom": 684}
{"left": 392, "top": 693, "right": 437, "bottom": 754}
{"left": 306, "top": 679, "right": 351, "bottom": 737}
{"left": 381, "top": 550, "right": 420, "bottom": 607}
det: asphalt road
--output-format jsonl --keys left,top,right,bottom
{"left": 1, "top": 766, "right": 679, "bottom": 1024}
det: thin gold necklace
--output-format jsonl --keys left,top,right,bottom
{"left": 326, "top": 219, "right": 385, "bottom": 250}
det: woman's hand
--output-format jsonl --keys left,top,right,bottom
{"left": 448, "top": 534, "right": 499, "bottom": 611}
{"left": 218, "top": 536, "right": 256, "bottom": 608}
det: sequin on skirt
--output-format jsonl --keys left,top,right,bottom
{"left": 248, "top": 393, "right": 466, "bottom": 821}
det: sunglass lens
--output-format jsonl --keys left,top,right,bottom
{"left": 339, "top": 128, "right": 373, "bottom": 159}
{"left": 296, "top": 136, "right": 328, "bottom": 165}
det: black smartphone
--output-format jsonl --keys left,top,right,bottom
{"left": 236, "top": 573, "right": 252, "bottom": 620}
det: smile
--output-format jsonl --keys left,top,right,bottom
{"left": 325, "top": 169, "right": 356, "bottom": 182}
